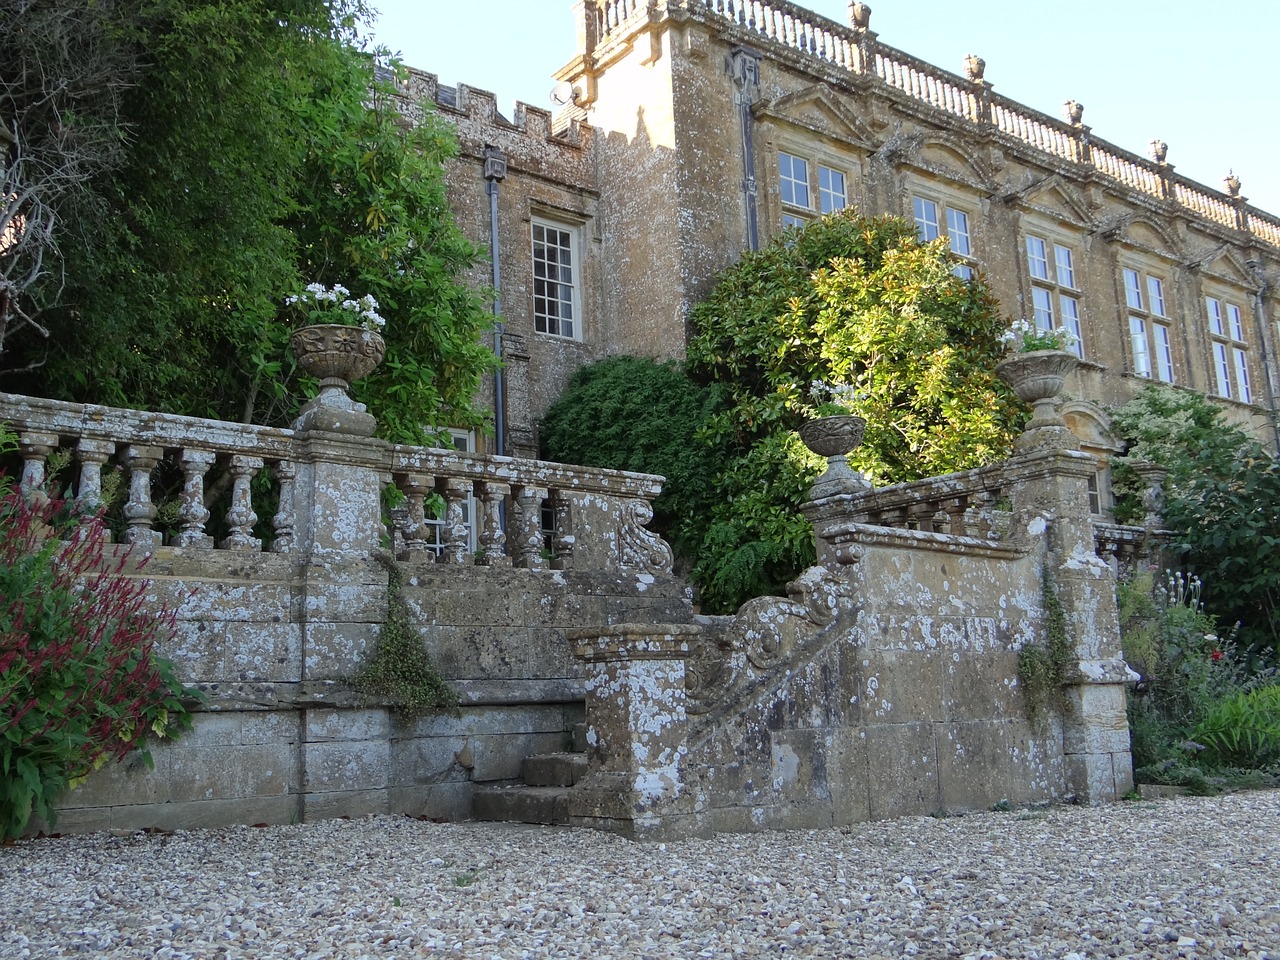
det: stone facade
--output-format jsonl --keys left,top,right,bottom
{"left": 413, "top": 0, "right": 1280, "bottom": 465}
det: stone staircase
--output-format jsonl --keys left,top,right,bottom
{"left": 472, "top": 722, "right": 589, "bottom": 825}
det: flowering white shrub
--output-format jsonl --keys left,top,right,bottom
{"left": 285, "top": 282, "right": 387, "bottom": 332}
{"left": 999, "top": 318, "right": 1079, "bottom": 353}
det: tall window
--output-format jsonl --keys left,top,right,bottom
{"left": 532, "top": 218, "right": 578, "bottom": 339}
{"left": 779, "top": 151, "right": 848, "bottom": 227}
{"left": 1123, "top": 266, "right": 1173, "bottom": 382}
{"left": 1025, "top": 234, "right": 1083, "bottom": 357}
{"left": 1205, "top": 296, "right": 1252, "bottom": 403}
{"left": 913, "top": 196, "right": 975, "bottom": 279}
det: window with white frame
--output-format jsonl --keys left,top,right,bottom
{"left": 912, "top": 195, "right": 975, "bottom": 279}
{"left": 1205, "top": 296, "right": 1252, "bottom": 403}
{"left": 532, "top": 218, "right": 579, "bottom": 339}
{"left": 1025, "top": 234, "right": 1084, "bottom": 357}
{"left": 778, "top": 150, "right": 848, "bottom": 226}
{"left": 425, "top": 430, "right": 477, "bottom": 558}
{"left": 1122, "top": 266, "right": 1174, "bottom": 382}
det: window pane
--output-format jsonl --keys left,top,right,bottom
{"left": 1124, "top": 269, "right": 1143, "bottom": 310}
{"left": 913, "top": 197, "right": 940, "bottom": 241}
{"left": 1213, "top": 342, "right": 1231, "bottom": 398}
{"left": 1032, "top": 288, "right": 1054, "bottom": 330}
{"left": 818, "top": 165, "right": 846, "bottom": 213}
{"left": 1054, "top": 244, "right": 1076, "bottom": 288}
{"left": 781, "top": 213, "right": 807, "bottom": 229}
{"left": 952, "top": 264, "right": 974, "bottom": 280}
{"left": 1130, "top": 316, "right": 1150, "bottom": 377}
{"left": 1234, "top": 348, "right": 1251, "bottom": 403}
{"left": 1060, "top": 296, "right": 1083, "bottom": 358}
{"left": 1147, "top": 276, "right": 1166, "bottom": 317}
{"left": 1227, "top": 303, "right": 1245, "bottom": 341}
{"left": 947, "top": 208, "right": 971, "bottom": 257}
{"left": 780, "top": 152, "right": 810, "bottom": 208}
{"left": 1206, "top": 297, "right": 1224, "bottom": 336}
{"left": 1026, "top": 236, "right": 1049, "bottom": 280}
{"left": 1154, "top": 323, "right": 1174, "bottom": 383}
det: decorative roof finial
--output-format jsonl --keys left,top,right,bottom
{"left": 1224, "top": 170, "right": 1242, "bottom": 198}
{"left": 1149, "top": 139, "right": 1169, "bottom": 164}
{"left": 849, "top": 2, "right": 872, "bottom": 30}
{"left": 963, "top": 54, "right": 986, "bottom": 83}
{"left": 1064, "top": 100, "right": 1084, "bottom": 125}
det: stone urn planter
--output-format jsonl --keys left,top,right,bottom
{"left": 289, "top": 324, "right": 386, "bottom": 435}
{"left": 996, "top": 350, "right": 1078, "bottom": 432}
{"left": 289, "top": 323, "right": 386, "bottom": 395}
{"left": 799, "top": 414, "right": 868, "bottom": 500}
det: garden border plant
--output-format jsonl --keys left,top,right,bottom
{"left": 0, "top": 468, "right": 199, "bottom": 839}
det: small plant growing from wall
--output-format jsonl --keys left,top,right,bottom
{"left": 1017, "top": 570, "right": 1074, "bottom": 725}
{"left": 350, "top": 553, "right": 457, "bottom": 720}
{"left": 0, "top": 468, "right": 198, "bottom": 839}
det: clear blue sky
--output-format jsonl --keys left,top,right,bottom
{"left": 365, "top": 0, "right": 1279, "bottom": 215}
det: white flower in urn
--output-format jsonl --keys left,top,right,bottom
{"left": 999, "top": 318, "right": 1079, "bottom": 354}
{"left": 808, "top": 380, "right": 865, "bottom": 418}
{"left": 284, "top": 282, "right": 387, "bottom": 332}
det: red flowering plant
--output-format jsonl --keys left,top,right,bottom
{"left": 0, "top": 475, "right": 197, "bottom": 839}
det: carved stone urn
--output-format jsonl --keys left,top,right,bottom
{"left": 290, "top": 324, "right": 386, "bottom": 435}
{"left": 799, "top": 414, "right": 869, "bottom": 500}
{"left": 996, "top": 349, "right": 1078, "bottom": 448}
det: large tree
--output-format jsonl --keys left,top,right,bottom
{"left": 5, "top": 0, "right": 495, "bottom": 442}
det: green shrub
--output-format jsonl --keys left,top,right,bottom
{"left": 1192, "top": 685, "right": 1280, "bottom": 768}
{"left": 0, "top": 482, "right": 197, "bottom": 839}
{"left": 1120, "top": 569, "right": 1276, "bottom": 784}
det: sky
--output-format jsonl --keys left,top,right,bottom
{"left": 364, "top": 0, "right": 1279, "bottom": 215}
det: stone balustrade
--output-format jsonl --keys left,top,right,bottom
{"left": 0, "top": 392, "right": 672, "bottom": 576}
{"left": 582, "top": 0, "right": 1280, "bottom": 247}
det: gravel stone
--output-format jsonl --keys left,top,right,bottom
{"left": 3, "top": 791, "right": 1279, "bottom": 958}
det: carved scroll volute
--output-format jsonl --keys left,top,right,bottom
{"left": 617, "top": 498, "right": 674, "bottom": 575}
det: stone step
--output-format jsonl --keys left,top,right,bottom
{"left": 523, "top": 752, "right": 588, "bottom": 788}
{"left": 472, "top": 784, "right": 571, "bottom": 825}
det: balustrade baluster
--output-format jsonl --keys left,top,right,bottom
{"left": 972, "top": 491, "right": 998, "bottom": 540}
{"left": 74, "top": 439, "right": 115, "bottom": 516}
{"left": 173, "top": 449, "right": 216, "bottom": 548}
{"left": 549, "top": 491, "right": 575, "bottom": 570}
{"left": 476, "top": 480, "right": 511, "bottom": 566}
{"left": 18, "top": 431, "right": 57, "bottom": 500}
{"left": 219, "top": 455, "right": 263, "bottom": 552}
{"left": 907, "top": 502, "right": 935, "bottom": 532}
{"left": 271, "top": 460, "right": 296, "bottom": 554}
{"left": 122, "top": 445, "right": 163, "bottom": 547}
{"left": 942, "top": 497, "right": 970, "bottom": 536}
{"left": 512, "top": 484, "right": 549, "bottom": 570}
{"left": 438, "top": 477, "right": 472, "bottom": 565}
{"left": 394, "top": 473, "right": 433, "bottom": 559}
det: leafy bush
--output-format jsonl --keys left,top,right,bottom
{"left": 683, "top": 211, "right": 1020, "bottom": 611}
{"left": 1120, "top": 569, "right": 1276, "bottom": 786}
{"left": 1111, "top": 387, "right": 1280, "bottom": 658}
{"left": 539, "top": 357, "right": 722, "bottom": 553}
{"left": 0, "top": 483, "right": 196, "bottom": 838}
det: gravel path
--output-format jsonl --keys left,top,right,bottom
{"left": 3, "top": 791, "right": 1278, "bottom": 959}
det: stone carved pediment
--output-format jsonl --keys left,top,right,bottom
{"left": 1116, "top": 216, "right": 1184, "bottom": 259}
{"left": 881, "top": 132, "right": 998, "bottom": 193}
{"left": 1010, "top": 176, "right": 1096, "bottom": 227}
{"left": 1199, "top": 247, "right": 1256, "bottom": 285}
{"left": 754, "top": 84, "right": 877, "bottom": 149}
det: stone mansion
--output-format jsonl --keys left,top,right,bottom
{"left": 397, "top": 0, "right": 1280, "bottom": 477}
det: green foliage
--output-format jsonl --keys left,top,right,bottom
{"left": 1120, "top": 569, "right": 1277, "bottom": 787}
{"left": 683, "top": 210, "right": 1020, "bottom": 611}
{"left": 1111, "top": 387, "right": 1280, "bottom": 657}
{"left": 351, "top": 554, "right": 457, "bottom": 720}
{"left": 0, "top": 479, "right": 197, "bottom": 839}
{"left": 1191, "top": 685, "right": 1280, "bottom": 769}
{"left": 539, "top": 356, "right": 720, "bottom": 545}
{"left": 1018, "top": 570, "right": 1074, "bottom": 725}
{"left": 12, "top": 1, "right": 494, "bottom": 444}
